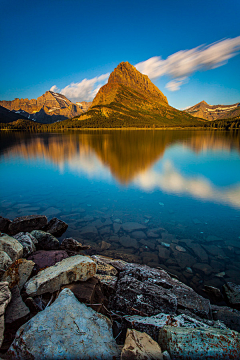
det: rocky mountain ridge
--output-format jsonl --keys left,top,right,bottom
{"left": 185, "top": 100, "right": 240, "bottom": 121}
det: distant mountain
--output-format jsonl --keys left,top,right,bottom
{"left": 0, "top": 91, "right": 92, "bottom": 124}
{"left": 0, "top": 105, "right": 28, "bottom": 123}
{"left": 57, "top": 62, "right": 204, "bottom": 129}
{"left": 184, "top": 100, "right": 240, "bottom": 121}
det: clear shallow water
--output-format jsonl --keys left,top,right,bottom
{"left": 0, "top": 130, "right": 240, "bottom": 295}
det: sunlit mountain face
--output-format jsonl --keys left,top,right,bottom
{"left": 1, "top": 130, "right": 240, "bottom": 295}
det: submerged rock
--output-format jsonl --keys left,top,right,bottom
{"left": 60, "top": 237, "right": 90, "bottom": 256}
{"left": 122, "top": 222, "right": 147, "bottom": 232}
{"left": 7, "top": 288, "right": 120, "bottom": 360}
{"left": 223, "top": 282, "right": 240, "bottom": 309}
{"left": 121, "top": 328, "right": 163, "bottom": 360}
{"left": 158, "top": 326, "right": 240, "bottom": 360}
{"left": 25, "top": 255, "right": 97, "bottom": 296}
{"left": 9, "top": 215, "right": 47, "bottom": 235}
{"left": 31, "top": 230, "right": 59, "bottom": 250}
{"left": 0, "top": 234, "right": 23, "bottom": 262}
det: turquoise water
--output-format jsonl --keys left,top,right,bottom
{"left": 0, "top": 130, "right": 240, "bottom": 294}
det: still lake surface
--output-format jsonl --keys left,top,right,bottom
{"left": 0, "top": 130, "right": 240, "bottom": 295}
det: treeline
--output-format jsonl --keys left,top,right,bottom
{"left": 203, "top": 116, "right": 240, "bottom": 130}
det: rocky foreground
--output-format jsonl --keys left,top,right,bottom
{"left": 0, "top": 214, "right": 240, "bottom": 359}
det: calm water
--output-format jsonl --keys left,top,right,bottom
{"left": 0, "top": 130, "right": 240, "bottom": 295}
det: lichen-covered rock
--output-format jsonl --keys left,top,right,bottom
{"left": 13, "top": 232, "right": 37, "bottom": 257}
{"left": 25, "top": 255, "right": 97, "bottom": 296}
{"left": 7, "top": 288, "right": 120, "bottom": 360}
{"left": 0, "top": 234, "right": 23, "bottom": 262}
{"left": 223, "top": 282, "right": 240, "bottom": 309}
{"left": 60, "top": 237, "right": 90, "bottom": 256}
{"left": 9, "top": 215, "right": 47, "bottom": 235}
{"left": 1, "top": 259, "right": 35, "bottom": 290}
{"left": 0, "top": 282, "right": 11, "bottom": 347}
{"left": 27, "top": 250, "right": 68, "bottom": 272}
{"left": 121, "top": 329, "right": 163, "bottom": 360}
{"left": 5, "top": 286, "right": 30, "bottom": 324}
{"left": 30, "top": 230, "right": 59, "bottom": 250}
{"left": 43, "top": 217, "right": 68, "bottom": 237}
{"left": 158, "top": 326, "right": 240, "bottom": 359}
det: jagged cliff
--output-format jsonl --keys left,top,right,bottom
{"left": 185, "top": 101, "right": 240, "bottom": 121}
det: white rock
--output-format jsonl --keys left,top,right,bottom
{"left": 25, "top": 255, "right": 97, "bottom": 296}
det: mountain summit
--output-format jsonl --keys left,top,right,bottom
{"left": 185, "top": 100, "right": 240, "bottom": 121}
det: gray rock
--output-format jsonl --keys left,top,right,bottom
{"left": 121, "top": 328, "right": 163, "bottom": 360}
{"left": 193, "top": 263, "right": 213, "bottom": 276}
{"left": 5, "top": 285, "right": 30, "bottom": 324}
{"left": 113, "top": 223, "right": 121, "bottom": 233}
{"left": 44, "top": 207, "right": 61, "bottom": 216}
{"left": 0, "top": 216, "right": 11, "bottom": 233}
{"left": 119, "top": 236, "right": 138, "bottom": 249}
{"left": 132, "top": 231, "right": 147, "bottom": 240}
{"left": 60, "top": 237, "right": 90, "bottom": 256}
{"left": 9, "top": 215, "right": 48, "bottom": 235}
{"left": 13, "top": 232, "right": 37, "bottom": 257}
{"left": 80, "top": 225, "right": 98, "bottom": 237}
{"left": 0, "top": 234, "right": 23, "bottom": 262}
{"left": 25, "top": 255, "right": 97, "bottom": 296}
{"left": 212, "top": 305, "right": 240, "bottom": 332}
{"left": 204, "top": 285, "right": 223, "bottom": 302}
{"left": 7, "top": 288, "right": 120, "bottom": 360}
{"left": 31, "top": 230, "right": 59, "bottom": 250}
{"left": 2, "top": 259, "right": 35, "bottom": 290}
{"left": 122, "top": 222, "right": 147, "bottom": 232}
{"left": 202, "top": 244, "right": 226, "bottom": 258}
{"left": 157, "top": 245, "right": 170, "bottom": 261}
{"left": 0, "top": 282, "right": 11, "bottom": 347}
{"left": 43, "top": 217, "right": 68, "bottom": 237}
{"left": 223, "top": 282, "right": 240, "bottom": 309}
{"left": 172, "top": 249, "right": 196, "bottom": 269}
{"left": 158, "top": 326, "right": 240, "bottom": 359}
{"left": 182, "top": 240, "right": 208, "bottom": 262}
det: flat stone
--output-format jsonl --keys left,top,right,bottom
{"left": 122, "top": 222, "right": 147, "bottom": 232}
{"left": 13, "top": 232, "right": 37, "bottom": 257}
{"left": 158, "top": 326, "right": 240, "bottom": 359}
{"left": 113, "top": 223, "right": 121, "bottom": 233}
{"left": 25, "top": 255, "right": 97, "bottom": 296}
{"left": 0, "top": 234, "right": 23, "bottom": 262}
{"left": 193, "top": 263, "right": 213, "bottom": 276}
{"left": 172, "top": 250, "right": 196, "bottom": 269}
{"left": 202, "top": 244, "right": 226, "bottom": 258}
{"left": 8, "top": 215, "right": 47, "bottom": 235}
{"left": 31, "top": 230, "right": 59, "bottom": 250}
{"left": 139, "top": 239, "right": 156, "bottom": 250}
{"left": 223, "top": 282, "right": 240, "bottom": 309}
{"left": 2, "top": 259, "right": 35, "bottom": 290}
{"left": 5, "top": 285, "right": 30, "bottom": 324}
{"left": 0, "top": 216, "right": 11, "bottom": 233}
{"left": 175, "top": 245, "right": 186, "bottom": 252}
{"left": 119, "top": 236, "right": 138, "bottom": 249}
{"left": 99, "top": 227, "right": 111, "bottom": 235}
{"left": 121, "top": 329, "right": 163, "bottom": 360}
{"left": 92, "top": 255, "right": 127, "bottom": 271}
{"left": 7, "top": 288, "right": 120, "bottom": 359}
{"left": 44, "top": 207, "right": 61, "bottom": 216}
{"left": 132, "top": 231, "right": 147, "bottom": 240}
{"left": 0, "top": 282, "right": 11, "bottom": 347}
{"left": 27, "top": 250, "right": 69, "bottom": 272}
{"left": 80, "top": 225, "right": 98, "bottom": 237}
{"left": 157, "top": 245, "right": 170, "bottom": 261}
{"left": 147, "top": 231, "right": 159, "bottom": 238}
{"left": 43, "top": 217, "right": 68, "bottom": 237}
{"left": 185, "top": 241, "right": 208, "bottom": 262}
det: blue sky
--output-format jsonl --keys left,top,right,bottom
{"left": 1, "top": 0, "right": 240, "bottom": 109}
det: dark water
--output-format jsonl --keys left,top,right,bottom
{"left": 0, "top": 130, "right": 240, "bottom": 295}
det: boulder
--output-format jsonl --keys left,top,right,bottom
{"left": 94, "top": 258, "right": 118, "bottom": 276}
{"left": 31, "top": 230, "right": 59, "bottom": 250}
{"left": 2, "top": 259, "right": 35, "bottom": 290}
{"left": 0, "top": 234, "right": 23, "bottom": 262}
{"left": 5, "top": 286, "right": 30, "bottom": 324}
{"left": 25, "top": 255, "right": 97, "bottom": 296}
{"left": 95, "top": 274, "right": 118, "bottom": 295}
{"left": 204, "top": 285, "right": 223, "bottom": 302}
{"left": 212, "top": 305, "right": 240, "bottom": 332}
{"left": 0, "top": 282, "right": 11, "bottom": 347}
{"left": 121, "top": 329, "right": 163, "bottom": 360}
{"left": 60, "top": 237, "right": 90, "bottom": 256}
{"left": 193, "top": 263, "right": 213, "bottom": 276}
{"left": 7, "top": 288, "right": 120, "bottom": 359}
{"left": 0, "top": 216, "right": 11, "bottom": 233}
{"left": 92, "top": 255, "right": 127, "bottom": 271}
{"left": 13, "top": 232, "right": 37, "bottom": 257}
{"left": 9, "top": 215, "right": 47, "bottom": 235}
{"left": 158, "top": 326, "right": 240, "bottom": 359}
{"left": 122, "top": 222, "right": 147, "bottom": 232}
{"left": 0, "top": 251, "right": 12, "bottom": 274}
{"left": 27, "top": 250, "right": 68, "bottom": 272}
{"left": 43, "top": 217, "right": 68, "bottom": 237}
{"left": 223, "top": 282, "right": 240, "bottom": 309}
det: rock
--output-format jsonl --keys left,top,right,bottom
{"left": 8, "top": 215, "right": 47, "bottom": 235}
{"left": 5, "top": 286, "right": 30, "bottom": 324}
{"left": 99, "top": 227, "right": 111, "bottom": 236}
{"left": 0, "top": 216, "right": 11, "bottom": 233}
{"left": 172, "top": 249, "right": 196, "bottom": 269}
{"left": 212, "top": 305, "right": 240, "bottom": 332}
{"left": 223, "top": 282, "right": 240, "bottom": 309}
{"left": 27, "top": 250, "right": 69, "bottom": 272}
{"left": 113, "top": 223, "right": 121, "bottom": 233}
{"left": 132, "top": 231, "right": 147, "bottom": 240}
{"left": 80, "top": 225, "right": 98, "bottom": 237}
{"left": 0, "top": 282, "right": 11, "bottom": 347}
{"left": 13, "top": 232, "right": 37, "bottom": 257}
{"left": 122, "top": 222, "right": 147, "bottom": 232}
{"left": 101, "top": 240, "right": 111, "bottom": 250}
{"left": 0, "top": 234, "right": 23, "bottom": 262}
{"left": 175, "top": 245, "right": 186, "bottom": 252}
{"left": 147, "top": 231, "right": 159, "bottom": 238}
{"left": 157, "top": 245, "right": 170, "bottom": 261}
{"left": 121, "top": 329, "right": 163, "bottom": 360}
{"left": 62, "top": 277, "right": 100, "bottom": 304}
{"left": 43, "top": 217, "right": 68, "bottom": 237}
{"left": 7, "top": 288, "right": 120, "bottom": 359}
{"left": 202, "top": 244, "right": 226, "bottom": 258}
{"left": 95, "top": 274, "right": 118, "bottom": 295}
{"left": 60, "top": 237, "right": 90, "bottom": 256}
{"left": 31, "top": 230, "right": 59, "bottom": 250}
{"left": 193, "top": 263, "right": 213, "bottom": 276}
{"left": 204, "top": 285, "right": 223, "bottom": 302}
{"left": 92, "top": 255, "right": 127, "bottom": 271}
{"left": 94, "top": 258, "right": 118, "bottom": 276}
{"left": 0, "top": 251, "right": 12, "bottom": 274}
{"left": 139, "top": 239, "right": 156, "bottom": 250}
{"left": 158, "top": 326, "right": 240, "bottom": 359}
{"left": 119, "top": 236, "right": 139, "bottom": 249}
{"left": 182, "top": 240, "right": 208, "bottom": 262}
{"left": 2, "top": 259, "right": 35, "bottom": 290}
{"left": 110, "top": 263, "right": 211, "bottom": 319}
{"left": 25, "top": 255, "right": 97, "bottom": 296}
{"left": 44, "top": 207, "right": 61, "bottom": 216}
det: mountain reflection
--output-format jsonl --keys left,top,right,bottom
{"left": 1, "top": 130, "right": 240, "bottom": 208}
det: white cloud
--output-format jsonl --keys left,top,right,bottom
{"left": 135, "top": 36, "right": 240, "bottom": 91}
{"left": 50, "top": 85, "right": 60, "bottom": 93}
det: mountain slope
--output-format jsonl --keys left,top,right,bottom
{"left": 185, "top": 101, "right": 240, "bottom": 121}
{"left": 55, "top": 62, "right": 204, "bottom": 129}
{"left": 0, "top": 105, "right": 28, "bottom": 123}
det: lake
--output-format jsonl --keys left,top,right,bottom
{"left": 0, "top": 130, "right": 240, "bottom": 296}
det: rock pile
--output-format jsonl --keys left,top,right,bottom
{"left": 0, "top": 213, "right": 240, "bottom": 359}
